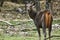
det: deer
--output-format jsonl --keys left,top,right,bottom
{"left": 25, "top": 2, "right": 53, "bottom": 40}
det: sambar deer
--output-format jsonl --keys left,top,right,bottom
{"left": 25, "top": 2, "right": 53, "bottom": 40}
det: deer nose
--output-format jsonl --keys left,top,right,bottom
{"left": 32, "top": 6, "right": 35, "bottom": 8}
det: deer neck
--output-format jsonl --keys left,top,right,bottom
{"left": 28, "top": 9, "right": 37, "bottom": 20}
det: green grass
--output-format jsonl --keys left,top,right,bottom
{"left": 0, "top": 29, "right": 60, "bottom": 40}
{"left": 0, "top": 20, "right": 60, "bottom": 26}
{"left": 0, "top": 20, "right": 60, "bottom": 40}
{"left": 53, "top": 20, "right": 60, "bottom": 24}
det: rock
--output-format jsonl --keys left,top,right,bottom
{"left": 19, "top": 32, "right": 29, "bottom": 36}
{"left": 52, "top": 24, "right": 60, "bottom": 30}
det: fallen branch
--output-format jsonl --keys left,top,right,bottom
{"left": 0, "top": 19, "right": 13, "bottom": 26}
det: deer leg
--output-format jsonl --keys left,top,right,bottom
{"left": 34, "top": 21, "right": 41, "bottom": 40}
{"left": 48, "top": 26, "right": 52, "bottom": 40}
{"left": 42, "top": 22, "right": 46, "bottom": 40}
{"left": 48, "top": 18, "right": 52, "bottom": 40}
{"left": 43, "top": 27, "right": 46, "bottom": 40}
{"left": 37, "top": 27, "right": 41, "bottom": 40}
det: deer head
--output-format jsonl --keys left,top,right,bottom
{"left": 26, "top": 1, "right": 36, "bottom": 11}
{"left": 25, "top": 1, "right": 37, "bottom": 19}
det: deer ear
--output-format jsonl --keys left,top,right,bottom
{"left": 31, "top": 3, "right": 35, "bottom": 8}
{"left": 32, "top": 3, "right": 35, "bottom": 6}
{"left": 33, "top": 3, "right": 35, "bottom": 5}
